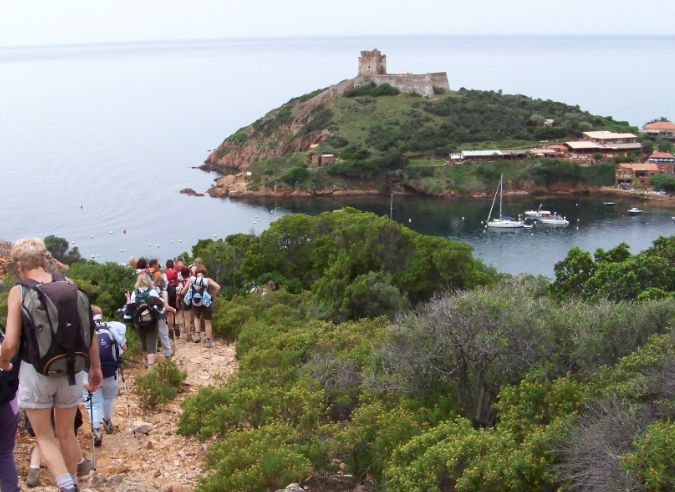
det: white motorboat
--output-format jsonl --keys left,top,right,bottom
{"left": 524, "top": 205, "right": 552, "bottom": 218}
{"left": 486, "top": 174, "right": 525, "bottom": 229}
{"left": 628, "top": 208, "right": 643, "bottom": 215}
{"left": 604, "top": 201, "right": 617, "bottom": 206}
{"left": 538, "top": 213, "right": 570, "bottom": 226}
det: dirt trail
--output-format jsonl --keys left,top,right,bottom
{"left": 14, "top": 335, "right": 238, "bottom": 491}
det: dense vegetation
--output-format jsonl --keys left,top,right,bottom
{"left": 5, "top": 214, "right": 675, "bottom": 491}
{"left": 213, "top": 87, "right": 638, "bottom": 195}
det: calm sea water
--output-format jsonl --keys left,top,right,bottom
{"left": 1, "top": 36, "right": 675, "bottom": 277}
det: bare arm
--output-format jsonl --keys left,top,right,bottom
{"left": 209, "top": 278, "right": 221, "bottom": 297}
{"left": 0, "top": 286, "right": 22, "bottom": 370}
{"left": 162, "top": 290, "right": 176, "bottom": 312}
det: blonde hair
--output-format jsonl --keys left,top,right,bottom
{"left": 153, "top": 276, "right": 166, "bottom": 289}
{"left": 91, "top": 305, "right": 102, "bottom": 316}
{"left": 134, "top": 273, "right": 154, "bottom": 290}
{"left": 11, "top": 238, "right": 48, "bottom": 271}
{"left": 129, "top": 256, "right": 138, "bottom": 268}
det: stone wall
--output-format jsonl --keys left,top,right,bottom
{"left": 301, "top": 79, "right": 356, "bottom": 113}
{"left": 354, "top": 72, "right": 450, "bottom": 98}
{"left": 358, "top": 49, "right": 387, "bottom": 76}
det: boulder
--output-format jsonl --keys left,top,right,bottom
{"left": 86, "top": 471, "right": 108, "bottom": 488}
{"left": 275, "top": 485, "right": 305, "bottom": 492}
{"left": 132, "top": 421, "right": 154, "bottom": 434}
{"left": 116, "top": 481, "right": 158, "bottom": 492}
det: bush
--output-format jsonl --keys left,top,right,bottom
{"left": 134, "top": 358, "right": 187, "bottom": 409}
{"left": 281, "top": 166, "right": 310, "bottom": 184}
{"left": 344, "top": 82, "right": 400, "bottom": 98}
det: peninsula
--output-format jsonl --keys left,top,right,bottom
{"left": 203, "top": 49, "right": 661, "bottom": 199}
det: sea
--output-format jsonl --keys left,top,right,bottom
{"left": 2, "top": 35, "right": 675, "bottom": 277}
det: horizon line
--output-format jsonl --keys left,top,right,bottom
{"left": 3, "top": 33, "right": 675, "bottom": 51}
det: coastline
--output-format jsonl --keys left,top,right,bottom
{"left": 206, "top": 172, "right": 675, "bottom": 205}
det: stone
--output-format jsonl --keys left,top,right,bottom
{"left": 116, "top": 480, "right": 157, "bottom": 492}
{"left": 146, "top": 440, "right": 153, "bottom": 450}
{"left": 274, "top": 484, "right": 305, "bottom": 492}
{"left": 108, "top": 475, "right": 125, "bottom": 486}
{"left": 353, "top": 486, "right": 368, "bottom": 492}
{"left": 132, "top": 421, "right": 154, "bottom": 434}
{"left": 87, "top": 471, "right": 108, "bottom": 488}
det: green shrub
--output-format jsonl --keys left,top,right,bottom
{"left": 344, "top": 82, "right": 400, "bottom": 98}
{"left": 134, "top": 358, "right": 187, "bottom": 409}
{"left": 281, "top": 166, "right": 310, "bottom": 184}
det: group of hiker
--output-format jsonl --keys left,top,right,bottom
{"left": 0, "top": 237, "right": 223, "bottom": 492}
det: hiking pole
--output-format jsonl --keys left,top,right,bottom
{"left": 118, "top": 367, "right": 135, "bottom": 437}
{"left": 87, "top": 390, "right": 97, "bottom": 470}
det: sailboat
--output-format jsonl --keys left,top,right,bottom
{"left": 486, "top": 174, "right": 525, "bottom": 229}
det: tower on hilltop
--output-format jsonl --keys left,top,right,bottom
{"left": 358, "top": 49, "right": 387, "bottom": 76}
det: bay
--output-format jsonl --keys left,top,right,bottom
{"left": 1, "top": 36, "right": 675, "bottom": 277}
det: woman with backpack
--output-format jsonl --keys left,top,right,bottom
{"left": 153, "top": 277, "right": 176, "bottom": 360}
{"left": 164, "top": 259, "right": 180, "bottom": 338}
{"left": 182, "top": 264, "right": 220, "bottom": 348}
{"left": 1, "top": 238, "right": 102, "bottom": 492}
{"left": 176, "top": 266, "right": 193, "bottom": 340}
{"left": 82, "top": 305, "right": 127, "bottom": 447}
{"left": 123, "top": 273, "right": 162, "bottom": 370}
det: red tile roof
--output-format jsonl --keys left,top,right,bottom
{"left": 650, "top": 152, "right": 675, "bottom": 159}
{"left": 644, "top": 121, "right": 675, "bottom": 130}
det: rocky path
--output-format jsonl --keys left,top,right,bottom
{"left": 14, "top": 335, "right": 238, "bottom": 492}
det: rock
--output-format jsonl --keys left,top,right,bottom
{"left": 146, "top": 440, "right": 153, "bottom": 450}
{"left": 179, "top": 188, "right": 204, "bottom": 197}
{"left": 116, "top": 480, "right": 157, "bottom": 492}
{"left": 275, "top": 484, "right": 305, "bottom": 492}
{"left": 108, "top": 475, "right": 125, "bottom": 486}
{"left": 132, "top": 421, "right": 154, "bottom": 434}
{"left": 153, "top": 469, "right": 161, "bottom": 478}
{"left": 87, "top": 470, "right": 108, "bottom": 488}
{"left": 353, "top": 486, "right": 368, "bottom": 492}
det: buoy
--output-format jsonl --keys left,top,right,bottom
{"left": 71, "top": 241, "right": 75, "bottom": 244}
{"left": 90, "top": 235, "right": 93, "bottom": 238}
{"left": 253, "top": 221, "right": 256, "bottom": 224}
{"left": 576, "top": 227, "right": 579, "bottom": 230}
{"left": 157, "top": 244, "right": 160, "bottom": 248}
{"left": 409, "top": 218, "right": 412, "bottom": 223}
{"left": 148, "top": 243, "right": 151, "bottom": 247}
{"left": 179, "top": 239, "right": 182, "bottom": 243}
{"left": 171, "top": 240, "right": 174, "bottom": 243}
{"left": 110, "top": 231, "right": 113, "bottom": 235}
{"left": 91, "top": 255, "right": 94, "bottom": 258}
{"left": 462, "top": 217, "right": 465, "bottom": 220}
{"left": 80, "top": 204, "right": 83, "bottom": 209}
{"left": 123, "top": 229, "right": 126, "bottom": 234}
{"left": 213, "top": 234, "right": 217, "bottom": 238}
{"left": 255, "top": 215, "right": 258, "bottom": 218}
{"left": 124, "top": 249, "right": 127, "bottom": 252}
{"left": 96, "top": 254, "right": 100, "bottom": 257}
{"left": 120, "top": 249, "right": 123, "bottom": 252}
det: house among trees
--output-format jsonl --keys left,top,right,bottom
{"left": 649, "top": 152, "right": 675, "bottom": 174}
{"left": 642, "top": 121, "right": 675, "bottom": 142}
{"left": 616, "top": 163, "right": 659, "bottom": 187}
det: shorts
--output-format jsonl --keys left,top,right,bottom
{"left": 167, "top": 285, "right": 178, "bottom": 310}
{"left": 192, "top": 304, "right": 213, "bottom": 321}
{"left": 137, "top": 324, "right": 159, "bottom": 355}
{"left": 18, "top": 363, "right": 84, "bottom": 409}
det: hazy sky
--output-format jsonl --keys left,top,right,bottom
{"left": 1, "top": 0, "right": 673, "bottom": 47}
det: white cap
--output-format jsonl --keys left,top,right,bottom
{"left": 93, "top": 314, "right": 102, "bottom": 321}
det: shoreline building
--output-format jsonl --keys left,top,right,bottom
{"left": 353, "top": 49, "right": 450, "bottom": 98}
{"left": 642, "top": 121, "right": 675, "bottom": 142}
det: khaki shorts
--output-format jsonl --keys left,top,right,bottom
{"left": 192, "top": 304, "right": 213, "bottom": 321}
{"left": 18, "top": 362, "right": 84, "bottom": 409}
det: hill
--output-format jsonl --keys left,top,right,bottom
{"left": 202, "top": 86, "right": 638, "bottom": 197}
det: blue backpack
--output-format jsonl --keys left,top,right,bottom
{"left": 97, "top": 324, "right": 120, "bottom": 379}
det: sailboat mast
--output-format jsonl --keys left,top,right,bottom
{"left": 487, "top": 179, "right": 498, "bottom": 222}
{"left": 389, "top": 192, "right": 394, "bottom": 220}
{"left": 499, "top": 173, "right": 503, "bottom": 219}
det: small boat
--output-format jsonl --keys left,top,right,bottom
{"left": 628, "top": 208, "right": 643, "bottom": 215}
{"left": 604, "top": 201, "right": 617, "bottom": 206}
{"left": 539, "top": 213, "right": 570, "bottom": 226}
{"left": 524, "top": 205, "right": 552, "bottom": 218}
{"left": 672, "top": 216, "right": 675, "bottom": 224}
{"left": 486, "top": 174, "right": 525, "bottom": 229}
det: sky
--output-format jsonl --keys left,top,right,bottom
{"left": 1, "top": 0, "right": 673, "bottom": 47}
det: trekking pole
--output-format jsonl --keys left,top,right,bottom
{"left": 87, "top": 391, "right": 97, "bottom": 470}
{"left": 118, "top": 367, "right": 136, "bottom": 437}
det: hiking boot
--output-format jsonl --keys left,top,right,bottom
{"left": 102, "top": 417, "right": 114, "bottom": 434}
{"left": 206, "top": 339, "right": 213, "bottom": 349}
{"left": 77, "top": 457, "right": 94, "bottom": 477}
{"left": 193, "top": 332, "right": 201, "bottom": 343}
{"left": 26, "top": 467, "right": 41, "bottom": 487}
{"left": 173, "top": 324, "right": 180, "bottom": 338}
{"left": 93, "top": 429, "right": 103, "bottom": 447}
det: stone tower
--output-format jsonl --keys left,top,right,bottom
{"left": 358, "top": 49, "right": 387, "bottom": 76}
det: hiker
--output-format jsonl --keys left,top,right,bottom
{"left": 123, "top": 273, "right": 163, "bottom": 370}
{"left": 153, "top": 277, "right": 175, "bottom": 359}
{"left": 82, "top": 306, "right": 127, "bottom": 447}
{"left": 0, "top": 237, "right": 102, "bottom": 492}
{"left": 23, "top": 408, "right": 92, "bottom": 487}
{"left": 128, "top": 257, "right": 138, "bottom": 270}
{"left": 147, "top": 259, "right": 162, "bottom": 280}
{"left": 0, "top": 324, "right": 21, "bottom": 492}
{"left": 164, "top": 260, "right": 180, "bottom": 338}
{"left": 182, "top": 264, "right": 220, "bottom": 347}
{"left": 262, "top": 280, "right": 276, "bottom": 297}
{"left": 135, "top": 257, "right": 148, "bottom": 275}
{"left": 176, "top": 266, "right": 193, "bottom": 340}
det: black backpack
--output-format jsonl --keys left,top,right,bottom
{"left": 96, "top": 323, "right": 120, "bottom": 379}
{"left": 18, "top": 274, "right": 93, "bottom": 386}
{"left": 0, "top": 327, "right": 20, "bottom": 405}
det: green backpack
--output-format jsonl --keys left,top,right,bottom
{"left": 19, "top": 274, "right": 92, "bottom": 386}
{"left": 133, "top": 289, "right": 159, "bottom": 329}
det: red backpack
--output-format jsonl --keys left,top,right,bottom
{"left": 166, "top": 268, "right": 179, "bottom": 287}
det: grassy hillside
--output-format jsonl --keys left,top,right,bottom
{"left": 205, "top": 86, "right": 637, "bottom": 195}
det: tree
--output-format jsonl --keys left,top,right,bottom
{"left": 659, "top": 139, "right": 674, "bottom": 153}
{"left": 650, "top": 173, "right": 675, "bottom": 192}
{"left": 593, "top": 152, "right": 603, "bottom": 161}
{"left": 43, "top": 235, "right": 82, "bottom": 265}
{"left": 642, "top": 139, "right": 655, "bottom": 155}
{"left": 550, "top": 246, "right": 595, "bottom": 300}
